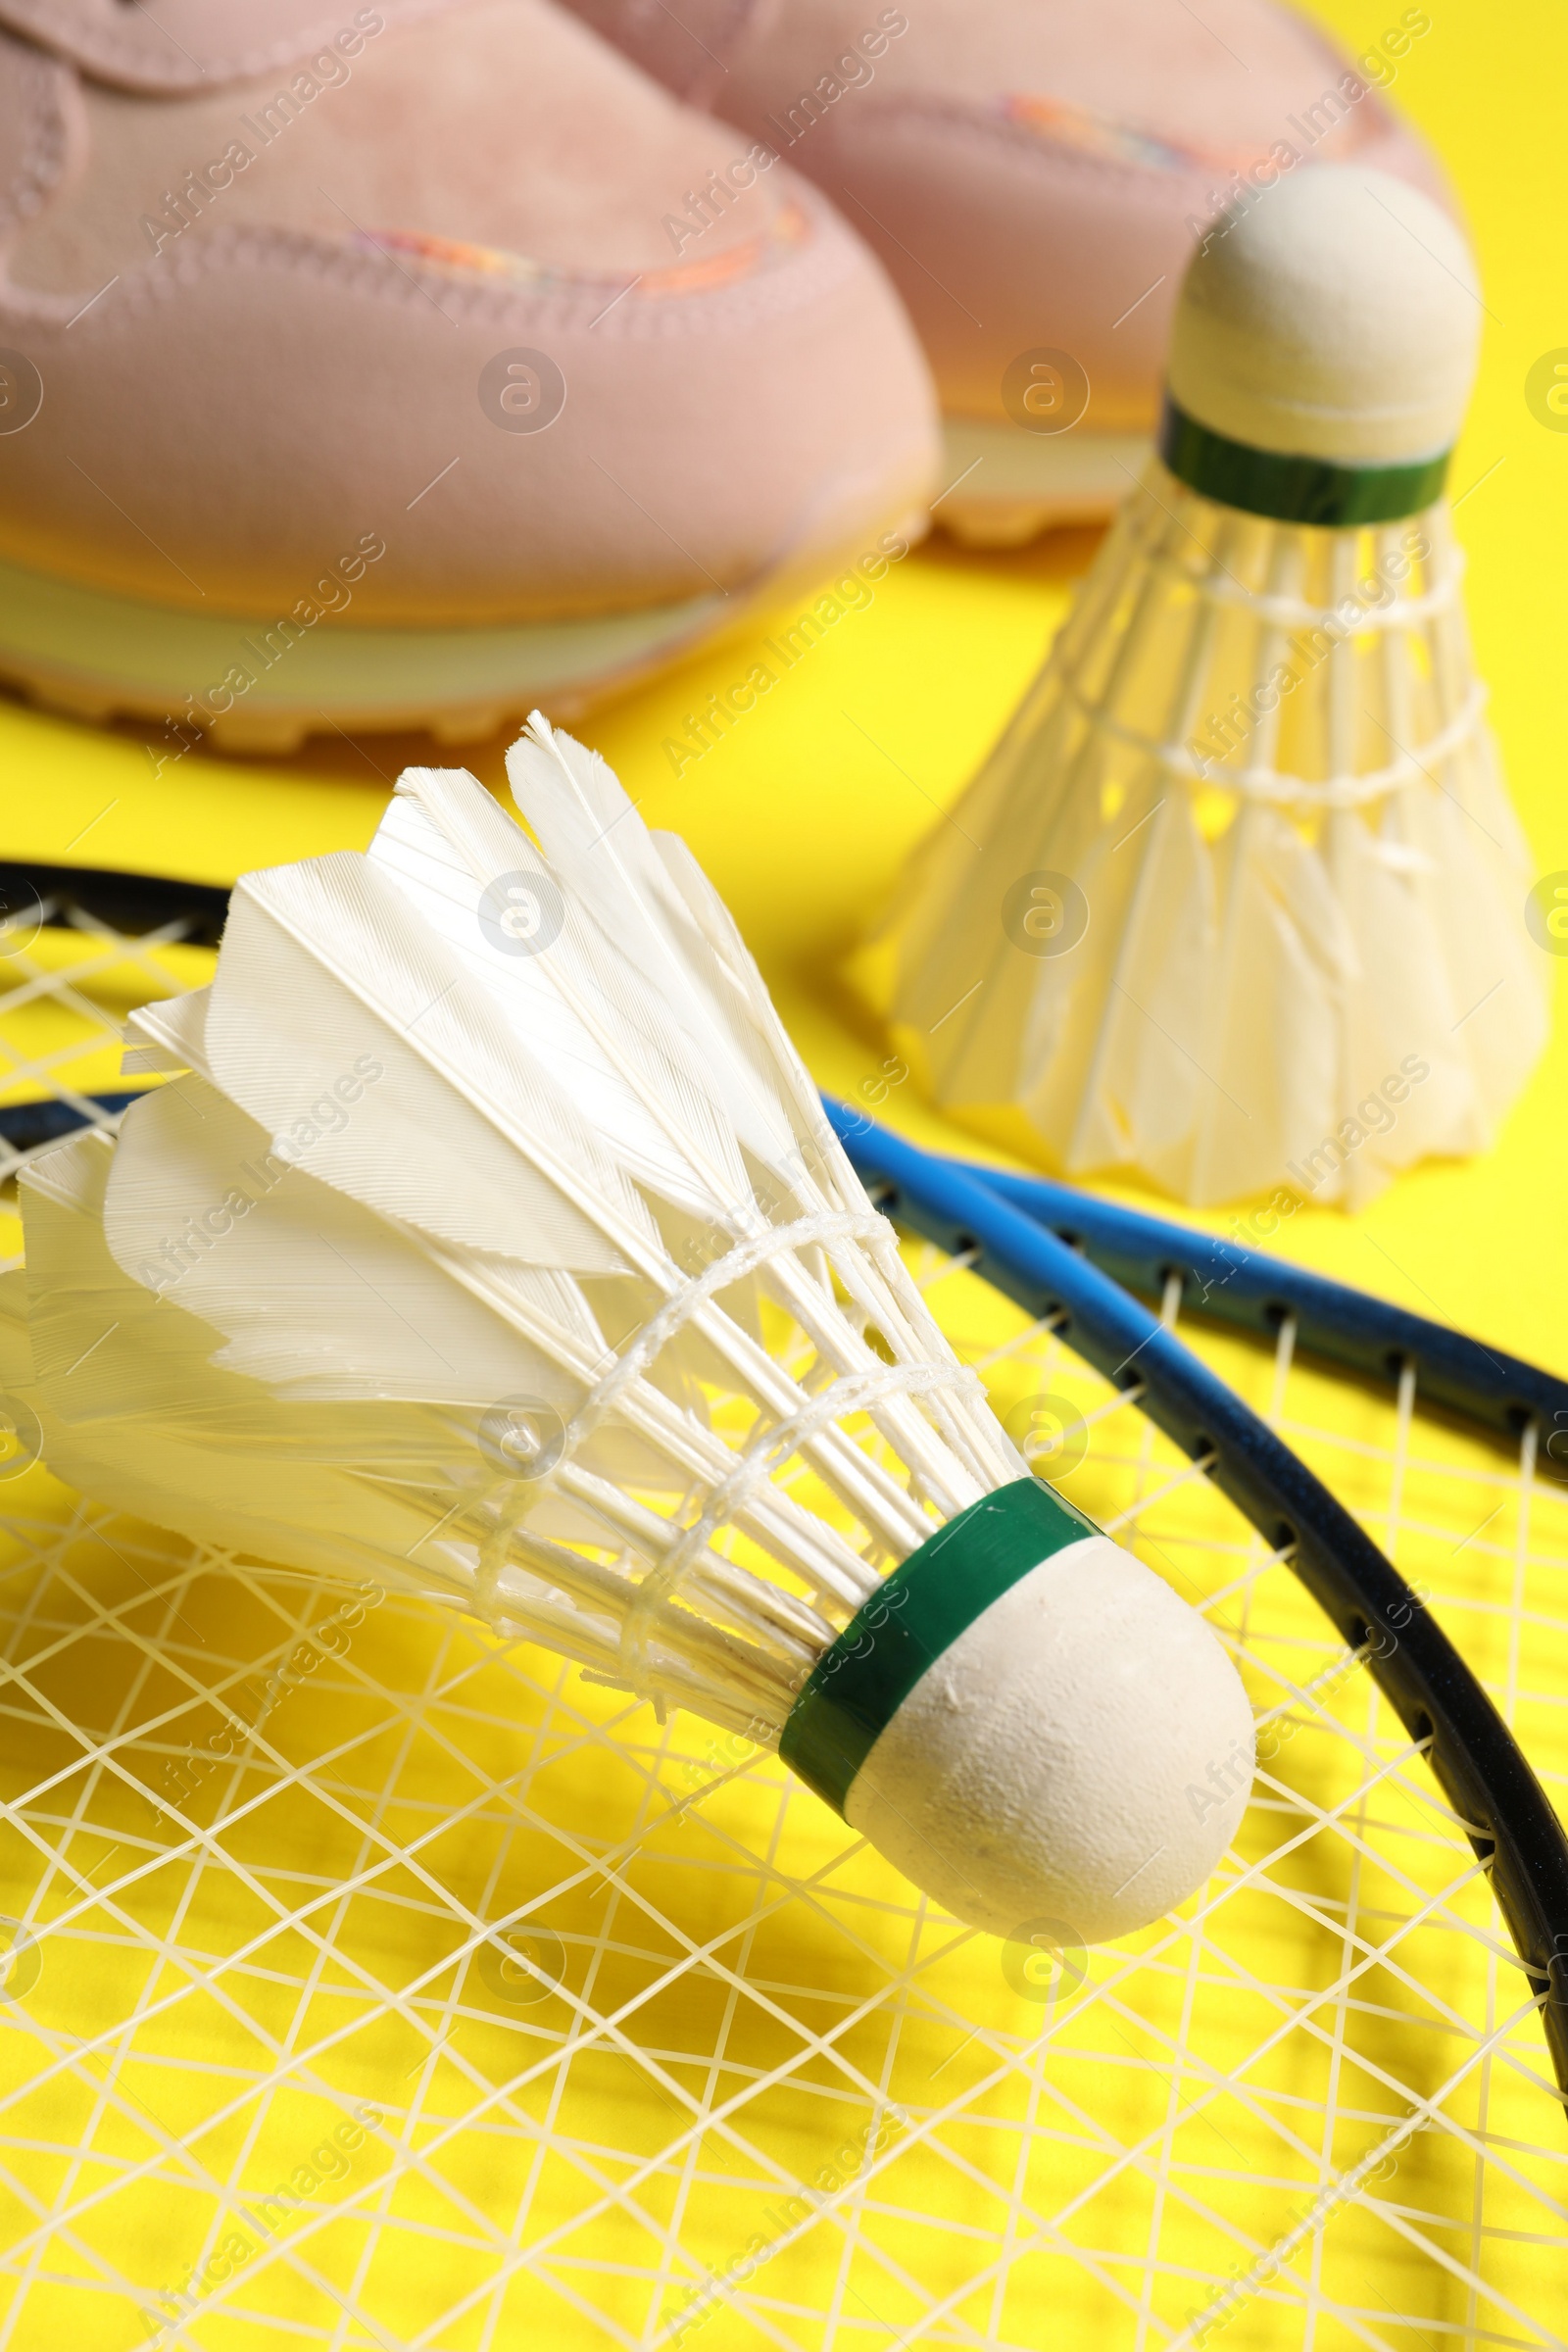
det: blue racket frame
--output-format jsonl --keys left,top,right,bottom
{"left": 825, "top": 1101, "right": 1568, "bottom": 2106}
{"left": 955, "top": 1157, "right": 1568, "bottom": 1449}
{"left": 1, "top": 860, "right": 1564, "bottom": 2105}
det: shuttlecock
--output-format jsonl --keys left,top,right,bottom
{"left": 862, "top": 166, "right": 1545, "bottom": 1209}
{"left": 6, "top": 719, "right": 1250, "bottom": 1944}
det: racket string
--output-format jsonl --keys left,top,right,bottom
{"left": 1, "top": 909, "right": 1566, "bottom": 2347}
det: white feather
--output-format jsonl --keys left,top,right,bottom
{"left": 13, "top": 722, "right": 1263, "bottom": 1942}
{"left": 867, "top": 478, "right": 1546, "bottom": 1206}
{"left": 368, "top": 781, "right": 742, "bottom": 1220}
{"left": 505, "top": 717, "right": 806, "bottom": 1187}
{"left": 122, "top": 983, "right": 213, "bottom": 1076}
{"left": 19, "top": 727, "right": 1023, "bottom": 1742}
{"left": 206, "top": 853, "right": 646, "bottom": 1270}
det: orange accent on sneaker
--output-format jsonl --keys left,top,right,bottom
{"left": 1001, "top": 93, "right": 1277, "bottom": 177}
{"left": 356, "top": 200, "right": 812, "bottom": 299}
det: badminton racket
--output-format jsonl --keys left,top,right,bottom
{"left": 12, "top": 850, "right": 1562, "bottom": 1442}
{"left": 826, "top": 1102, "right": 1568, "bottom": 2089}
{"left": 0, "top": 857, "right": 1565, "bottom": 2349}
{"left": 937, "top": 1152, "right": 1568, "bottom": 1452}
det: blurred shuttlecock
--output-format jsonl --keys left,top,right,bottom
{"left": 862, "top": 167, "right": 1545, "bottom": 1209}
{"left": 6, "top": 719, "right": 1251, "bottom": 1943}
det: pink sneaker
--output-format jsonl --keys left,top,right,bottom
{"left": 563, "top": 0, "right": 1450, "bottom": 542}
{"left": 0, "top": 0, "right": 937, "bottom": 748}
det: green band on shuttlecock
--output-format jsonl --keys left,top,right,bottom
{"left": 779, "top": 1477, "right": 1097, "bottom": 1819}
{"left": 1157, "top": 394, "right": 1451, "bottom": 526}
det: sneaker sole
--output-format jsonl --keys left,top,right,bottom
{"left": 0, "top": 549, "right": 736, "bottom": 753}
{"left": 937, "top": 418, "right": 1151, "bottom": 545}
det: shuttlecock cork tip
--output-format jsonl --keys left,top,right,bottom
{"left": 783, "top": 1487, "right": 1253, "bottom": 1945}
{"left": 1168, "top": 164, "right": 1481, "bottom": 470}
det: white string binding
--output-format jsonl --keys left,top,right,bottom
{"left": 571, "top": 1210, "right": 888, "bottom": 1449}
{"left": 618, "top": 1357, "right": 981, "bottom": 1693}
{"left": 472, "top": 1211, "right": 972, "bottom": 1646}
{"left": 1125, "top": 479, "right": 1467, "bottom": 635}
{"left": 1057, "top": 673, "right": 1489, "bottom": 810}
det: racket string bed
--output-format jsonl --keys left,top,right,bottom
{"left": 0, "top": 879, "right": 1565, "bottom": 2350}
{"left": 3, "top": 1270, "right": 1568, "bottom": 2332}
{"left": 843, "top": 1133, "right": 1568, "bottom": 2336}
{"left": 0, "top": 866, "right": 221, "bottom": 1187}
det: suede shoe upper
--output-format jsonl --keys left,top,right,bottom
{"left": 0, "top": 0, "right": 938, "bottom": 623}
{"left": 561, "top": 0, "right": 1451, "bottom": 434}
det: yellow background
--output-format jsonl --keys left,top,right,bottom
{"left": 5, "top": 0, "right": 1565, "bottom": 1375}
{"left": 1, "top": 7, "right": 1564, "bottom": 2345}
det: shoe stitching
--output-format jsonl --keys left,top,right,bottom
{"left": 811, "top": 86, "right": 1393, "bottom": 186}
{"left": 0, "top": 0, "right": 465, "bottom": 91}
{"left": 0, "top": 181, "right": 866, "bottom": 338}
{"left": 0, "top": 36, "right": 74, "bottom": 238}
